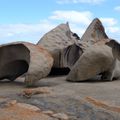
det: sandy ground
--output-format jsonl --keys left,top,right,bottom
{"left": 0, "top": 76, "right": 120, "bottom": 119}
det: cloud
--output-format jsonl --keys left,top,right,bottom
{"left": 49, "top": 10, "right": 94, "bottom": 37}
{"left": 106, "top": 26, "right": 120, "bottom": 40}
{"left": 0, "top": 10, "right": 120, "bottom": 44}
{"left": 0, "top": 10, "right": 93, "bottom": 44}
{"left": 99, "top": 17, "right": 120, "bottom": 40}
{"left": 49, "top": 10, "right": 120, "bottom": 39}
{"left": 100, "top": 18, "right": 117, "bottom": 26}
{"left": 114, "top": 6, "right": 120, "bottom": 11}
{"left": 57, "top": 0, "right": 105, "bottom": 4}
{"left": 106, "top": 27, "right": 120, "bottom": 33}
{"left": 49, "top": 10, "right": 93, "bottom": 25}
{"left": 69, "top": 23, "right": 86, "bottom": 36}
{"left": 0, "top": 20, "right": 56, "bottom": 44}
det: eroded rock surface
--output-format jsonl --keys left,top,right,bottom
{"left": 0, "top": 18, "right": 120, "bottom": 120}
{"left": 81, "top": 18, "right": 108, "bottom": 45}
{"left": 0, "top": 100, "right": 57, "bottom": 120}
{"left": 24, "top": 42, "right": 53, "bottom": 86}
{"left": 0, "top": 43, "right": 30, "bottom": 81}
{"left": 67, "top": 45, "right": 120, "bottom": 81}
{"left": 37, "top": 22, "right": 81, "bottom": 68}
{"left": 61, "top": 43, "right": 83, "bottom": 69}
{"left": 1, "top": 76, "right": 120, "bottom": 119}
{"left": 0, "top": 42, "right": 53, "bottom": 86}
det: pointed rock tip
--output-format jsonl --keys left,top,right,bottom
{"left": 66, "top": 21, "right": 69, "bottom": 26}
{"left": 57, "top": 22, "right": 70, "bottom": 28}
{"left": 92, "top": 18, "right": 102, "bottom": 24}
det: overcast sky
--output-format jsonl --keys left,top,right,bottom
{"left": 0, "top": 0, "right": 120, "bottom": 44}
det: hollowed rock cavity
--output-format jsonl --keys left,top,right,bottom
{"left": 0, "top": 42, "right": 54, "bottom": 87}
{"left": 0, "top": 44, "right": 30, "bottom": 81}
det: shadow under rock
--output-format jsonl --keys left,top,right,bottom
{"left": 49, "top": 68, "right": 70, "bottom": 76}
{"left": 67, "top": 75, "right": 119, "bottom": 83}
{"left": 38, "top": 76, "right": 67, "bottom": 87}
{"left": 0, "top": 75, "right": 67, "bottom": 88}
{"left": 0, "top": 79, "right": 24, "bottom": 87}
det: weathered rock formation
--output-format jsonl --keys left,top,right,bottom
{"left": 67, "top": 45, "right": 120, "bottom": 81}
{"left": 0, "top": 42, "right": 53, "bottom": 86}
{"left": 61, "top": 43, "right": 83, "bottom": 68}
{"left": 106, "top": 39, "right": 120, "bottom": 60}
{"left": 80, "top": 18, "right": 108, "bottom": 46}
{"left": 66, "top": 18, "right": 113, "bottom": 81}
{"left": 37, "top": 18, "right": 108, "bottom": 73}
{"left": 37, "top": 22, "right": 81, "bottom": 68}
{"left": 49, "top": 43, "right": 83, "bottom": 75}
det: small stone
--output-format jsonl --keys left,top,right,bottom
{"left": 6, "top": 100, "right": 17, "bottom": 107}
{"left": 42, "top": 110, "right": 54, "bottom": 116}
{"left": 52, "top": 113, "right": 69, "bottom": 120}
{"left": 0, "top": 96, "right": 8, "bottom": 103}
{"left": 16, "top": 103, "right": 41, "bottom": 112}
{"left": 22, "top": 87, "right": 51, "bottom": 98}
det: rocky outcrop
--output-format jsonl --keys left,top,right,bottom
{"left": 0, "top": 18, "right": 120, "bottom": 120}
{"left": 37, "top": 22, "right": 81, "bottom": 68}
{"left": 81, "top": 18, "right": 108, "bottom": 45}
{"left": 37, "top": 18, "right": 108, "bottom": 70}
{"left": 67, "top": 45, "right": 120, "bottom": 81}
{"left": 106, "top": 39, "right": 120, "bottom": 61}
{"left": 66, "top": 18, "right": 114, "bottom": 81}
{"left": 0, "top": 42, "right": 53, "bottom": 86}
{"left": 24, "top": 42, "right": 53, "bottom": 86}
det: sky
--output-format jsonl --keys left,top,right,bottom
{"left": 0, "top": 0, "right": 120, "bottom": 44}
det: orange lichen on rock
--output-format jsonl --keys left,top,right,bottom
{"left": 0, "top": 101, "right": 55, "bottom": 120}
{"left": 85, "top": 96, "right": 120, "bottom": 113}
{"left": 22, "top": 87, "right": 51, "bottom": 98}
